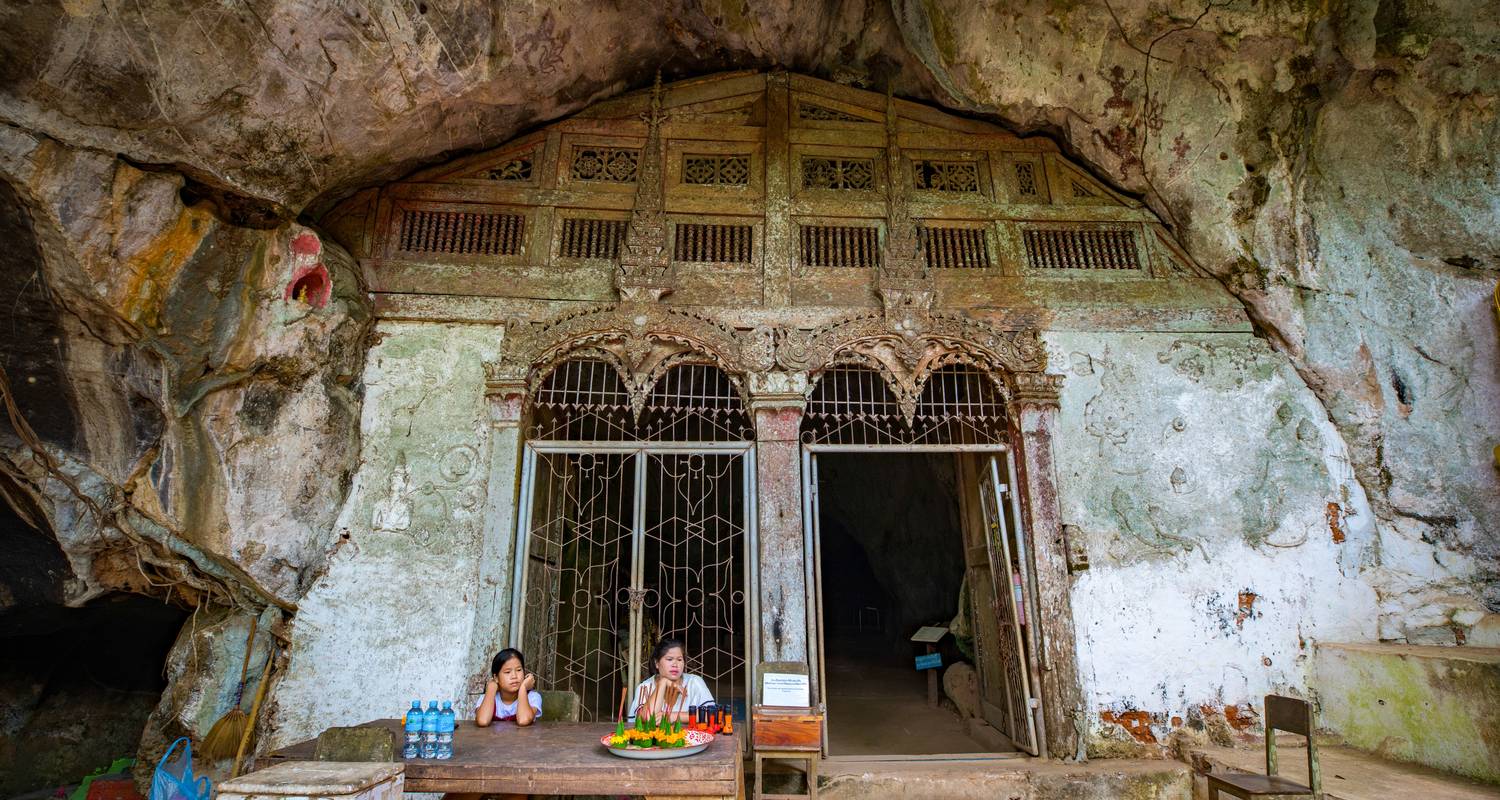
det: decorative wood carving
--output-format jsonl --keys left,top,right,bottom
{"left": 615, "top": 73, "right": 674, "bottom": 302}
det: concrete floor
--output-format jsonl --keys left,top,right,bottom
{"left": 1191, "top": 742, "right": 1500, "bottom": 799}
{"left": 823, "top": 630, "right": 1005, "bottom": 756}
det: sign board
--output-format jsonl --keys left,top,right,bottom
{"left": 914, "top": 653, "right": 943, "bottom": 670}
{"left": 762, "top": 672, "right": 811, "bottom": 707}
{"left": 910, "top": 625, "right": 949, "bottom": 644}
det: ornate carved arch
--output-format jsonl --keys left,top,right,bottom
{"left": 488, "top": 302, "right": 773, "bottom": 418}
{"left": 771, "top": 309, "right": 1047, "bottom": 421}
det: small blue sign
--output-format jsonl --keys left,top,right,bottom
{"left": 914, "top": 653, "right": 943, "bottom": 671}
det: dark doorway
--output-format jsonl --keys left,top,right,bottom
{"left": 815, "top": 453, "right": 1007, "bottom": 756}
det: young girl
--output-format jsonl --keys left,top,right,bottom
{"left": 629, "top": 637, "right": 713, "bottom": 723}
{"left": 475, "top": 648, "right": 542, "bottom": 727}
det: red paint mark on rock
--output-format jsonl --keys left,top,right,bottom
{"left": 291, "top": 232, "right": 322, "bottom": 256}
{"left": 1234, "top": 591, "right": 1258, "bottom": 629}
{"left": 284, "top": 262, "right": 331, "bottom": 309}
{"left": 1100, "top": 709, "right": 1158, "bottom": 743}
{"left": 1326, "top": 501, "right": 1345, "bottom": 543}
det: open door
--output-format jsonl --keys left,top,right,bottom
{"left": 964, "top": 454, "right": 1042, "bottom": 755}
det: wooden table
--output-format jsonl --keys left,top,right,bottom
{"left": 267, "top": 719, "right": 742, "bottom": 799}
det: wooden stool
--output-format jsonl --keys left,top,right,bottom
{"left": 753, "top": 749, "right": 818, "bottom": 800}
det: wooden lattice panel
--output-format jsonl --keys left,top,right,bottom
{"left": 919, "top": 225, "right": 991, "bottom": 270}
{"left": 913, "top": 160, "right": 981, "bottom": 193}
{"left": 396, "top": 208, "right": 526, "bottom": 256}
{"left": 1023, "top": 227, "right": 1140, "bottom": 271}
{"left": 673, "top": 223, "right": 754, "bottom": 264}
{"left": 558, "top": 218, "right": 627, "bottom": 260}
{"left": 799, "top": 224, "right": 880, "bottom": 268}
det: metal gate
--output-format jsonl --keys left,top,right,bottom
{"left": 511, "top": 359, "right": 754, "bottom": 721}
{"left": 801, "top": 363, "right": 1044, "bottom": 755}
{"left": 974, "top": 454, "right": 1042, "bottom": 755}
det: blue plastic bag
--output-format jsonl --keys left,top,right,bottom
{"left": 150, "top": 738, "right": 211, "bottom": 800}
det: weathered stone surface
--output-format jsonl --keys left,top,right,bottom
{"left": 1050, "top": 330, "right": 1382, "bottom": 749}
{"left": 942, "top": 661, "right": 980, "bottom": 721}
{"left": 269, "top": 321, "right": 502, "bottom": 747}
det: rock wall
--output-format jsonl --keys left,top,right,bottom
{"left": 0, "top": 125, "right": 372, "bottom": 771}
{"left": 0, "top": 0, "right": 1495, "bottom": 771}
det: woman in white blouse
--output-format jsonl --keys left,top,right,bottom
{"left": 629, "top": 636, "right": 713, "bottom": 722}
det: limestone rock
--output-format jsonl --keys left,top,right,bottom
{"left": 942, "top": 662, "right": 980, "bottom": 720}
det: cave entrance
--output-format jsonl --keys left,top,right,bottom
{"left": 802, "top": 365, "right": 1045, "bottom": 757}
{"left": 511, "top": 358, "right": 754, "bottom": 723}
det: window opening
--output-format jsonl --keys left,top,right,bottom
{"left": 799, "top": 225, "right": 881, "bottom": 269}
{"left": 919, "top": 226, "right": 992, "bottom": 270}
{"left": 397, "top": 209, "right": 525, "bottom": 256}
{"left": 1023, "top": 227, "right": 1140, "bottom": 271}
{"left": 913, "top": 160, "right": 981, "bottom": 193}
{"left": 802, "top": 157, "right": 875, "bottom": 191}
{"left": 558, "top": 218, "right": 628, "bottom": 260}
{"left": 673, "top": 223, "right": 754, "bottom": 264}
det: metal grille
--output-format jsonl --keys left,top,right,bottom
{"left": 977, "top": 458, "right": 1040, "bottom": 754}
{"left": 571, "top": 147, "right": 640, "bottom": 182}
{"left": 802, "top": 157, "right": 875, "bottom": 190}
{"left": 683, "top": 155, "right": 751, "bottom": 186}
{"left": 530, "top": 359, "right": 753, "bottom": 442}
{"left": 798, "top": 102, "right": 866, "bottom": 122}
{"left": 641, "top": 452, "right": 748, "bottom": 715}
{"left": 521, "top": 451, "right": 635, "bottom": 722}
{"left": 801, "top": 365, "right": 1009, "bottom": 445}
{"left": 1014, "top": 162, "right": 1038, "bottom": 196}
{"left": 396, "top": 209, "right": 525, "bottom": 256}
{"left": 673, "top": 223, "right": 754, "bottom": 264}
{"left": 913, "top": 160, "right": 981, "bottom": 193}
{"left": 1023, "top": 227, "right": 1140, "bottom": 271}
{"left": 519, "top": 356, "right": 750, "bottom": 722}
{"left": 799, "top": 224, "right": 880, "bottom": 268}
{"left": 559, "top": 218, "right": 627, "bottom": 260}
{"left": 919, "top": 225, "right": 991, "bottom": 270}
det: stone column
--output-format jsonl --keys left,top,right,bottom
{"left": 747, "top": 372, "right": 810, "bottom": 671}
{"left": 1011, "top": 371, "right": 1084, "bottom": 760}
{"left": 466, "top": 368, "right": 528, "bottom": 681}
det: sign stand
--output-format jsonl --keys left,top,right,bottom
{"left": 910, "top": 626, "right": 949, "bottom": 708}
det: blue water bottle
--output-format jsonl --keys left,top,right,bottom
{"left": 421, "top": 700, "right": 440, "bottom": 758}
{"left": 402, "top": 700, "right": 422, "bottom": 758}
{"left": 437, "top": 701, "right": 455, "bottom": 760}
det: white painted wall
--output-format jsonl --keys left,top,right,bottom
{"left": 1045, "top": 331, "right": 1381, "bottom": 740}
{"left": 270, "top": 321, "right": 504, "bottom": 746}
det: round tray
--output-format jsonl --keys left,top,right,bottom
{"left": 600, "top": 729, "right": 714, "bottom": 760}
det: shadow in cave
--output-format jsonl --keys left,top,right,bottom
{"left": 816, "top": 453, "right": 1007, "bottom": 756}
{"left": 0, "top": 487, "right": 187, "bottom": 798}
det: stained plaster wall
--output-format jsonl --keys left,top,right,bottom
{"left": 270, "top": 321, "right": 505, "bottom": 746}
{"left": 1047, "top": 330, "right": 1384, "bottom": 748}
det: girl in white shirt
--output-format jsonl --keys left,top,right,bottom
{"left": 629, "top": 637, "right": 714, "bottom": 723}
{"left": 475, "top": 648, "right": 542, "bottom": 727}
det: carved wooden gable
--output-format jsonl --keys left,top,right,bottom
{"left": 330, "top": 71, "right": 1210, "bottom": 315}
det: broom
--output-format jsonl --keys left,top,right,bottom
{"left": 202, "top": 616, "right": 257, "bottom": 760}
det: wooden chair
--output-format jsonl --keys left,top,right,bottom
{"left": 1207, "top": 695, "right": 1321, "bottom": 799}
{"left": 538, "top": 689, "right": 581, "bottom": 722}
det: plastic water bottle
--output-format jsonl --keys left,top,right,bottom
{"left": 437, "top": 701, "right": 455, "bottom": 760}
{"left": 402, "top": 700, "right": 422, "bottom": 759}
{"left": 421, "top": 700, "right": 440, "bottom": 759}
